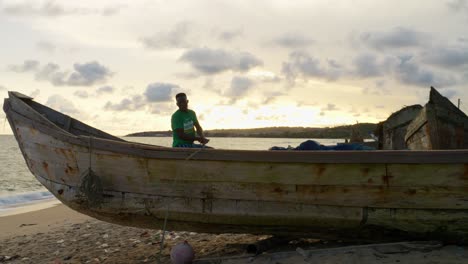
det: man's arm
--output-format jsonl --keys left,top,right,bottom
{"left": 194, "top": 122, "right": 209, "bottom": 144}
{"left": 175, "top": 128, "right": 202, "bottom": 142}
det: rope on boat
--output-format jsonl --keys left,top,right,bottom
{"left": 79, "top": 136, "right": 103, "bottom": 207}
{"left": 157, "top": 145, "right": 206, "bottom": 263}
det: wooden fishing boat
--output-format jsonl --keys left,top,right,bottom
{"left": 405, "top": 87, "right": 468, "bottom": 150}
{"left": 3, "top": 91, "right": 468, "bottom": 242}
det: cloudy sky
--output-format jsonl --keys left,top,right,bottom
{"left": 1, "top": 0, "right": 468, "bottom": 135}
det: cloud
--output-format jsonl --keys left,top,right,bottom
{"left": 34, "top": 63, "right": 68, "bottom": 85}
{"left": 97, "top": 85, "right": 115, "bottom": 95}
{"left": 263, "top": 92, "right": 285, "bottom": 104}
{"left": 422, "top": 46, "right": 468, "bottom": 68}
{"left": 179, "top": 48, "right": 263, "bottom": 74}
{"left": 319, "top": 103, "right": 339, "bottom": 116}
{"left": 67, "top": 61, "right": 112, "bottom": 86}
{"left": 392, "top": 56, "right": 456, "bottom": 87}
{"left": 447, "top": 0, "right": 468, "bottom": 12}
{"left": 273, "top": 33, "right": 314, "bottom": 48}
{"left": 144, "top": 83, "right": 180, "bottom": 102}
{"left": 36, "top": 41, "right": 56, "bottom": 53}
{"left": 141, "top": 22, "right": 193, "bottom": 50}
{"left": 74, "top": 90, "right": 89, "bottom": 98}
{"left": 104, "top": 82, "right": 181, "bottom": 112}
{"left": 11, "top": 60, "right": 112, "bottom": 87}
{"left": 46, "top": 94, "right": 79, "bottom": 114}
{"left": 1, "top": 1, "right": 122, "bottom": 17}
{"left": 352, "top": 54, "right": 383, "bottom": 78}
{"left": 7, "top": 60, "right": 39, "bottom": 72}
{"left": 227, "top": 76, "right": 255, "bottom": 97}
{"left": 281, "top": 51, "right": 343, "bottom": 83}
{"left": 218, "top": 29, "right": 243, "bottom": 41}
{"left": 360, "top": 27, "right": 429, "bottom": 50}
{"left": 30, "top": 89, "right": 40, "bottom": 98}
{"left": 104, "top": 95, "right": 146, "bottom": 111}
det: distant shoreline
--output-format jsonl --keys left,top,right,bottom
{"left": 124, "top": 123, "right": 377, "bottom": 139}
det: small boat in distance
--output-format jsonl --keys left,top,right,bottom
{"left": 3, "top": 90, "right": 468, "bottom": 242}
{"left": 405, "top": 87, "right": 468, "bottom": 150}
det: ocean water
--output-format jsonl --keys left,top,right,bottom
{"left": 0, "top": 135, "right": 344, "bottom": 211}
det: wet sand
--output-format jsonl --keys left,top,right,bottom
{"left": 1, "top": 204, "right": 467, "bottom": 263}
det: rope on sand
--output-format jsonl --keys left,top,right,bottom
{"left": 157, "top": 145, "right": 206, "bottom": 263}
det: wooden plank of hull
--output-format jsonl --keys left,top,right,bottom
{"left": 34, "top": 175, "right": 468, "bottom": 241}
{"left": 15, "top": 123, "right": 468, "bottom": 209}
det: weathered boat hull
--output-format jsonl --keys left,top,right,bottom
{"left": 406, "top": 87, "right": 468, "bottom": 150}
{"left": 3, "top": 92, "right": 468, "bottom": 242}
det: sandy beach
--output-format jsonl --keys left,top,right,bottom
{"left": 1, "top": 204, "right": 468, "bottom": 264}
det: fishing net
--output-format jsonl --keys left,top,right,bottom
{"left": 79, "top": 167, "right": 103, "bottom": 207}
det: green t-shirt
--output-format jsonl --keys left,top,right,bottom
{"left": 171, "top": 109, "right": 198, "bottom": 147}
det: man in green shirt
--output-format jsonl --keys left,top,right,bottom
{"left": 171, "top": 93, "right": 210, "bottom": 148}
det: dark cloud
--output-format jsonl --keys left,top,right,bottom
{"left": 141, "top": 22, "right": 192, "bottom": 50}
{"left": 144, "top": 83, "right": 180, "bottom": 102}
{"left": 422, "top": 46, "right": 468, "bottom": 68}
{"left": 320, "top": 103, "right": 340, "bottom": 116}
{"left": 7, "top": 60, "right": 39, "bottom": 72}
{"left": 179, "top": 48, "right": 263, "bottom": 74}
{"left": 67, "top": 62, "right": 112, "bottom": 86}
{"left": 360, "top": 27, "right": 429, "bottom": 50}
{"left": 447, "top": 0, "right": 468, "bottom": 12}
{"left": 227, "top": 76, "right": 254, "bottom": 97}
{"left": 12, "top": 60, "right": 112, "bottom": 87}
{"left": 104, "top": 95, "right": 146, "bottom": 111}
{"left": 281, "top": 51, "right": 343, "bottom": 83}
{"left": 273, "top": 33, "right": 314, "bottom": 48}
{"left": 46, "top": 95, "right": 79, "bottom": 114}
{"left": 1, "top": 1, "right": 122, "bottom": 17}
{"left": 34, "top": 63, "right": 68, "bottom": 85}
{"left": 322, "top": 103, "right": 339, "bottom": 111}
{"left": 352, "top": 54, "right": 383, "bottom": 77}
{"left": 393, "top": 56, "right": 456, "bottom": 87}
{"left": 36, "top": 41, "right": 56, "bottom": 53}
{"left": 97, "top": 85, "right": 115, "bottom": 95}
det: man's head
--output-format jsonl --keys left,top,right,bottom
{"left": 175, "top": 93, "right": 188, "bottom": 111}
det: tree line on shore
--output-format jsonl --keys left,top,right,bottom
{"left": 125, "top": 123, "right": 377, "bottom": 139}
